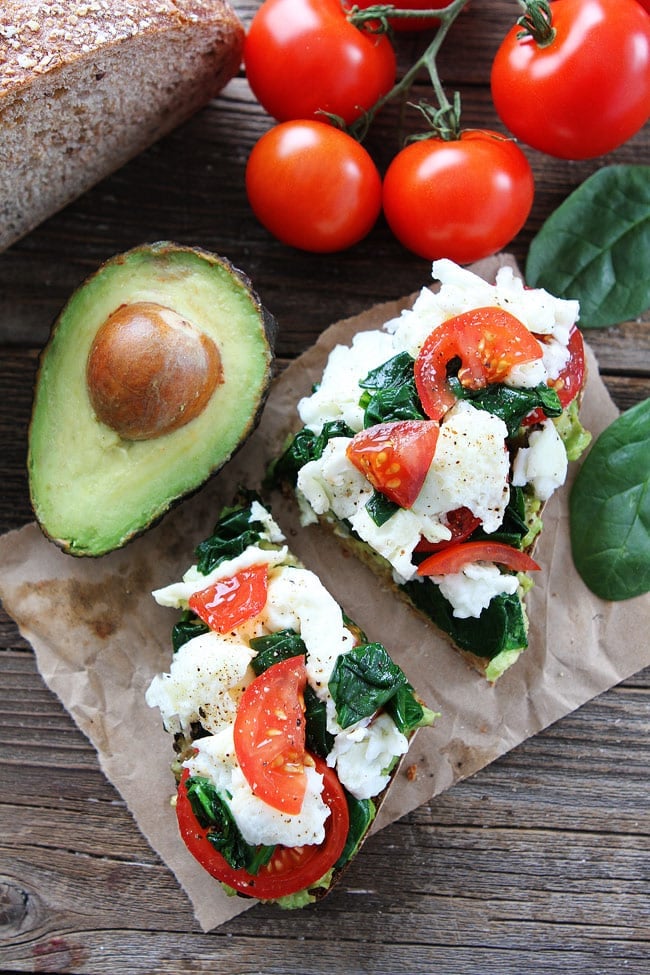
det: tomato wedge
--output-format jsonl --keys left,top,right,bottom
{"left": 189, "top": 564, "right": 268, "bottom": 634}
{"left": 417, "top": 540, "right": 540, "bottom": 577}
{"left": 523, "top": 326, "right": 586, "bottom": 426}
{"left": 414, "top": 507, "right": 481, "bottom": 554}
{"left": 176, "top": 757, "right": 349, "bottom": 900}
{"left": 234, "top": 656, "right": 308, "bottom": 815}
{"left": 414, "top": 307, "right": 543, "bottom": 421}
{"left": 346, "top": 420, "right": 439, "bottom": 508}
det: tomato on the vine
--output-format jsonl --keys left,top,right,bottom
{"left": 346, "top": 420, "right": 440, "bottom": 508}
{"left": 414, "top": 306, "right": 543, "bottom": 421}
{"left": 348, "top": 0, "right": 448, "bottom": 32}
{"left": 244, "top": 0, "right": 396, "bottom": 126}
{"left": 246, "top": 120, "right": 382, "bottom": 253}
{"left": 382, "top": 130, "right": 534, "bottom": 264}
{"left": 491, "top": 0, "right": 650, "bottom": 160}
{"left": 176, "top": 757, "right": 349, "bottom": 900}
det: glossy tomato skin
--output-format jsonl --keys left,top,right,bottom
{"left": 246, "top": 120, "right": 382, "bottom": 253}
{"left": 188, "top": 565, "right": 268, "bottom": 634}
{"left": 417, "top": 540, "right": 541, "bottom": 577}
{"left": 523, "top": 326, "right": 586, "bottom": 426}
{"left": 346, "top": 420, "right": 440, "bottom": 508}
{"left": 244, "top": 0, "right": 396, "bottom": 125}
{"left": 234, "top": 656, "right": 308, "bottom": 815}
{"left": 491, "top": 0, "right": 650, "bottom": 160}
{"left": 382, "top": 131, "right": 534, "bottom": 264}
{"left": 176, "top": 757, "right": 350, "bottom": 900}
{"left": 348, "top": 0, "right": 447, "bottom": 32}
{"left": 414, "top": 306, "right": 543, "bottom": 420}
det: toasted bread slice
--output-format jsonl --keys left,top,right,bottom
{"left": 0, "top": 0, "right": 244, "bottom": 251}
{"left": 270, "top": 259, "right": 591, "bottom": 682}
{"left": 146, "top": 495, "right": 435, "bottom": 906}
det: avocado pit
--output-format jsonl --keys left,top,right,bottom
{"left": 86, "top": 300, "right": 223, "bottom": 440}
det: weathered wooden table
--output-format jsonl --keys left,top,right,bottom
{"left": 1, "top": 2, "right": 649, "bottom": 972}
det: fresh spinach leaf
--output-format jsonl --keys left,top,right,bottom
{"left": 569, "top": 398, "right": 650, "bottom": 601}
{"left": 329, "top": 642, "right": 410, "bottom": 729}
{"left": 185, "top": 775, "right": 275, "bottom": 873}
{"left": 525, "top": 165, "right": 650, "bottom": 329}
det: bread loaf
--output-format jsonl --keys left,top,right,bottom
{"left": 0, "top": 1, "right": 244, "bottom": 251}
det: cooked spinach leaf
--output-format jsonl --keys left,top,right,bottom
{"left": 329, "top": 642, "right": 410, "bottom": 729}
{"left": 195, "top": 500, "right": 265, "bottom": 575}
{"left": 385, "top": 684, "right": 434, "bottom": 735}
{"left": 185, "top": 775, "right": 275, "bottom": 873}
{"left": 526, "top": 165, "right": 650, "bottom": 329}
{"left": 269, "top": 420, "right": 355, "bottom": 485}
{"left": 471, "top": 485, "right": 529, "bottom": 550}
{"left": 366, "top": 490, "right": 400, "bottom": 526}
{"left": 569, "top": 398, "right": 650, "bottom": 600}
{"left": 334, "top": 795, "right": 376, "bottom": 871}
{"left": 402, "top": 579, "right": 528, "bottom": 661}
{"left": 249, "top": 629, "right": 307, "bottom": 675}
{"left": 359, "top": 351, "right": 424, "bottom": 426}
{"left": 172, "top": 610, "right": 209, "bottom": 652}
{"left": 448, "top": 376, "right": 561, "bottom": 437}
{"left": 304, "top": 684, "right": 335, "bottom": 759}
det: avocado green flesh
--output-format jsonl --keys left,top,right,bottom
{"left": 28, "top": 245, "right": 274, "bottom": 556}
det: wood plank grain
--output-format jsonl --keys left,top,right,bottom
{"left": 1, "top": 1, "right": 648, "bottom": 970}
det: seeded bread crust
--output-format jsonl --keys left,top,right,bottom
{"left": 0, "top": 1, "right": 244, "bottom": 251}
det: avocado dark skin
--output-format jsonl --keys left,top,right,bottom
{"left": 28, "top": 242, "right": 276, "bottom": 557}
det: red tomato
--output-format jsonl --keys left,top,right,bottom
{"left": 346, "top": 420, "right": 440, "bottom": 508}
{"left": 491, "top": 0, "right": 650, "bottom": 160}
{"left": 234, "top": 656, "right": 308, "bottom": 815}
{"left": 414, "top": 306, "right": 543, "bottom": 421}
{"left": 176, "top": 757, "right": 349, "bottom": 900}
{"left": 523, "top": 326, "right": 586, "bottom": 426}
{"left": 348, "top": 0, "right": 448, "bottom": 32}
{"left": 188, "top": 565, "right": 268, "bottom": 634}
{"left": 415, "top": 506, "right": 482, "bottom": 553}
{"left": 246, "top": 120, "right": 382, "bottom": 253}
{"left": 417, "top": 540, "right": 541, "bottom": 576}
{"left": 244, "top": 0, "right": 396, "bottom": 126}
{"left": 382, "top": 130, "right": 534, "bottom": 263}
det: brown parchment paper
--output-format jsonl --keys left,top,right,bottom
{"left": 1, "top": 254, "right": 649, "bottom": 932}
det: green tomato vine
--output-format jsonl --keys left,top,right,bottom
{"left": 345, "top": 0, "right": 470, "bottom": 141}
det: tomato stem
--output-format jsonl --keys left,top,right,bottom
{"left": 514, "top": 0, "right": 556, "bottom": 47}
{"left": 346, "top": 0, "right": 469, "bottom": 142}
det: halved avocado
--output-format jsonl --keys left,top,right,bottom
{"left": 28, "top": 242, "right": 276, "bottom": 557}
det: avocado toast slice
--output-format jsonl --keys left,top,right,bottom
{"left": 146, "top": 495, "right": 436, "bottom": 906}
{"left": 270, "top": 259, "right": 591, "bottom": 681}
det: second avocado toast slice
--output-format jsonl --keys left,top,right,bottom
{"left": 270, "top": 259, "right": 591, "bottom": 682}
